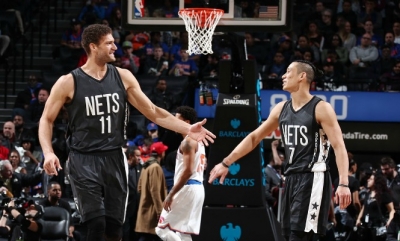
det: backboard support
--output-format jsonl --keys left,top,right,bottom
{"left": 122, "top": 0, "right": 293, "bottom": 32}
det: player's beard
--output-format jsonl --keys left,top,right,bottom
{"left": 99, "top": 51, "right": 115, "bottom": 63}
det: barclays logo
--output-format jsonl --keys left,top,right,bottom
{"left": 213, "top": 163, "right": 255, "bottom": 187}
{"left": 219, "top": 118, "right": 250, "bottom": 138}
{"left": 220, "top": 223, "right": 241, "bottom": 241}
{"left": 229, "top": 163, "right": 240, "bottom": 175}
{"left": 230, "top": 119, "right": 240, "bottom": 129}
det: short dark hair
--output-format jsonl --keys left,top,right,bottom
{"left": 47, "top": 181, "right": 61, "bottom": 190}
{"left": 125, "top": 146, "right": 139, "bottom": 158}
{"left": 81, "top": 24, "right": 113, "bottom": 55}
{"left": 380, "top": 157, "right": 396, "bottom": 168}
{"left": 175, "top": 106, "right": 197, "bottom": 125}
{"left": 293, "top": 60, "right": 323, "bottom": 83}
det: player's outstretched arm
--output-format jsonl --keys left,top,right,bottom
{"left": 316, "top": 101, "right": 351, "bottom": 209}
{"left": 208, "top": 102, "right": 285, "bottom": 184}
{"left": 119, "top": 68, "right": 215, "bottom": 145}
{"left": 163, "top": 137, "right": 197, "bottom": 212}
{"left": 39, "top": 74, "right": 73, "bottom": 176}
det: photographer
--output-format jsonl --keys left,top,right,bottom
{"left": 0, "top": 160, "right": 43, "bottom": 198}
{"left": 0, "top": 199, "right": 44, "bottom": 241}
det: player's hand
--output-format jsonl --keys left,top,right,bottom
{"left": 334, "top": 186, "right": 351, "bottom": 209}
{"left": 43, "top": 153, "right": 62, "bottom": 176}
{"left": 208, "top": 163, "right": 229, "bottom": 184}
{"left": 163, "top": 194, "right": 173, "bottom": 212}
{"left": 188, "top": 119, "right": 216, "bottom": 146}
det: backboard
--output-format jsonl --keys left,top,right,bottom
{"left": 122, "top": 0, "right": 293, "bottom": 32}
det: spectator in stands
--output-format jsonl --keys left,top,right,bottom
{"left": 295, "top": 34, "right": 321, "bottom": 63}
{"left": 349, "top": 33, "right": 379, "bottom": 81}
{"left": 0, "top": 141, "right": 9, "bottom": 160}
{"left": 13, "top": 74, "right": 42, "bottom": 119}
{"left": 39, "top": 181, "right": 79, "bottom": 241}
{"left": 356, "top": 0, "right": 383, "bottom": 33}
{"left": 120, "top": 41, "right": 140, "bottom": 74}
{"left": 319, "top": 9, "right": 336, "bottom": 41}
{"left": 264, "top": 51, "right": 287, "bottom": 89}
{"left": 393, "top": 21, "right": 400, "bottom": 44}
{"left": 135, "top": 142, "right": 168, "bottom": 241}
{"left": 144, "top": 32, "right": 170, "bottom": 60}
{"left": 147, "top": 123, "right": 159, "bottom": 143}
{"left": 8, "top": 149, "right": 27, "bottom": 174}
{"left": 336, "top": 0, "right": 358, "bottom": 34}
{"left": 13, "top": 114, "right": 33, "bottom": 146}
{"left": 356, "top": 20, "right": 383, "bottom": 47}
{"left": 382, "top": 32, "right": 400, "bottom": 59}
{"left": 377, "top": 45, "right": 396, "bottom": 77}
{"left": 169, "top": 32, "right": 190, "bottom": 63}
{"left": 20, "top": 136, "right": 42, "bottom": 175}
{"left": 322, "top": 34, "right": 349, "bottom": 64}
{"left": 380, "top": 62, "right": 400, "bottom": 91}
{"left": 149, "top": 78, "right": 177, "bottom": 113}
{"left": 143, "top": 45, "right": 168, "bottom": 77}
{"left": 60, "top": 18, "right": 84, "bottom": 62}
{"left": 108, "top": 7, "right": 123, "bottom": 35}
{"left": 125, "top": 31, "right": 150, "bottom": 55}
{"left": 26, "top": 88, "right": 50, "bottom": 124}
{"left": 0, "top": 160, "right": 42, "bottom": 198}
{"left": 1, "top": 121, "right": 15, "bottom": 151}
{"left": 269, "top": 35, "right": 294, "bottom": 66}
{"left": 162, "top": 0, "right": 179, "bottom": 18}
{"left": 78, "top": 0, "right": 105, "bottom": 26}
{"left": 124, "top": 146, "right": 142, "bottom": 241}
{"left": 380, "top": 157, "right": 400, "bottom": 210}
{"left": 338, "top": 20, "right": 357, "bottom": 51}
{"left": 245, "top": 32, "right": 268, "bottom": 69}
{"left": 139, "top": 138, "right": 154, "bottom": 162}
{"left": 305, "top": 1, "right": 325, "bottom": 27}
{"left": 169, "top": 47, "right": 198, "bottom": 77}
{"left": 305, "top": 20, "right": 325, "bottom": 51}
{"left": 319, "top": 59, "right": 346, "bottom": 91}
{"left": 201, "top": 53, "right": 219, "bottom": 78}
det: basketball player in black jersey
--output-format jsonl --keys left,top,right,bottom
{"left": 38, "top": 24, "right": 215, "bottom": 241}
{"left": 209, "top": 60, "right": 351, "bottom": 241}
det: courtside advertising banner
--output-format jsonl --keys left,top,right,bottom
{"left": 195, "top": 89, "right": 400, "bottom": 122}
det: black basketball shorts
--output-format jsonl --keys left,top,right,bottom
{"left": 67, "top": 148, "right": 129, "bottom": 224}
{"left": 281, "top": 171, "right": 332, "bottom": 236}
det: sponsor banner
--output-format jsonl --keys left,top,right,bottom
{"left": 205, "top": 94, "right": 265, "bottom": 206}
{"left": 193, "top": 207, "right": 284, "bottom": 241}
{"left": 195, "top": 89, "right": 400, "bottom": 122}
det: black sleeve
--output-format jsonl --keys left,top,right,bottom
{"left": 21, "top": 171, "right": 43, "bottom": 187}
{"left": 382, "top": 192, "right": 394, "bottom": 205}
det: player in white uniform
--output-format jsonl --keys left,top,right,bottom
{"left": 156, "top": 106, "right": 206, "bottom": 241}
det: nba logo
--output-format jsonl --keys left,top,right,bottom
{"left": 134, "top": 0, "right": 145, "bottom": 18}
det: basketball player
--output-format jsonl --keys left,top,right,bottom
{"left": 209, "top": 60, "right": 351, "bottom": 241}
{"left": 156, "top": 106, "right": 206, "bottom": 241}
{"left": 38, "top": 24, "right": 215, "bottom": 241}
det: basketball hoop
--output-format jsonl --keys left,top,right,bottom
{"left": 178, "top": 8, "right": 224, "bottom": 55}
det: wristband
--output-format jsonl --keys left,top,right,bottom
{"left": 221, "top": 161, "right": 230, "bottom": 168}
{"left": 338, "top": 184, "right": 349, "bottom": 188}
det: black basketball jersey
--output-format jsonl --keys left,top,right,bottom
{"left": 66, "top": 64, "right": 128, "bottom": 153}
{"left": 279, "top": 96, "right": 331, "bottom": 175}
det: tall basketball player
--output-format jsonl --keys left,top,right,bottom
{"left": 156, "top": 106, "right": 206, "bottom": 241}
{"left": 38, "top": 24, "right": 215, "bottom": 241}
{"left": 209, "top": 60, "right": 351, "bottom": 241}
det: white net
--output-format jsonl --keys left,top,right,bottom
{"left": 178, "top": 8, "right": 224, "bottom": 55}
